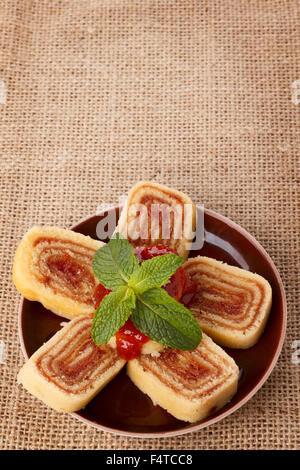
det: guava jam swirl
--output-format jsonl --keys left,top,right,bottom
{"left": 94, "top": 244, "right": 197, "bottom": 360}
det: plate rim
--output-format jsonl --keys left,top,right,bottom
{"left": 18, "top": 206, "right": 287, "bottom": 438}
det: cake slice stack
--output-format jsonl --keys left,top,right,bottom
{"left": 14, "top": 183, "right": 273, "bottom": 421}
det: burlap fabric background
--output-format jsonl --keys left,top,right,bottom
{"left": 0, "top": 0, "right": 299, "bottom": 450}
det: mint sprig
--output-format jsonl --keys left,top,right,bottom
{"left": 91, "top": 286, "right": 135, "bottom": 345}
{"left": 92, "top": 233, "right": 139, "bottom": 290}
{"left": 91, "top": 236, "right": 202, "bottom": 350}
{"left": 131, "top": 288, "right": 202, "bottom": 350}
{"left": 128, "top": 254, "right": 184, "bottom": 294}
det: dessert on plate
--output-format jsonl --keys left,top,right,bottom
{"left": 13, "top": 226, "right": 103, "bottom": 320}
{"left": 183, "top": 256, "right": 272, "bottom": 348}
{"left": 13, "top": 182, "right": 272, "bottom": 423}
{"left": 116, "top": 181, "right": 196, "bottom": 259}
{"left": 18, "top": 315, "right": 126, "bottom": 412}
{"left": 127, "top": 332, "right": 239, "bottom": 423}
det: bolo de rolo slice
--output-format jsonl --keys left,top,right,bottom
{"left": 18, "top": 315, "right": 126, "bottom": 412}
{"left": 183, "top": 256, "right": 272, "bottom": 348}
{"left": 116, "top": 181, "right": 196, "bottom": 259}
{"left": 13, "top": 226, "right": 104, "bottom": 320}
{"left": 127, "top": 332, "right": 239, "bottom": 423}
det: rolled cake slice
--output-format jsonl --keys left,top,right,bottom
{"left": 127, "top": 333, "right": 239, "bottom": 423}
{"left": 183, "top": 256, "right": 272, "bottom": 349}
{"left": 116, "top": 181, "right": 196, "bottom": 259}
{"left": 13, "top": 226, "right": 104, "bottom": 320}
{"left": 18, "top": 315, "right": 126, "bottom": 412}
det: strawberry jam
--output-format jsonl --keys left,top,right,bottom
{"left": 134, "top": 244, "right": 186, "bottom": 301}
{"left": 114, "top": 318, "right": 149, "bottom": 360}
{"left": 93, "top": 244, "right": 197, "bottom": 360}
{"left": 180, "top": 273, "right": 198, "bottom": 307}
{"left": 94, "top": 284, "right": 111, "bottom": 308}
{"left": 134, "top": 244, "right": 197, "bottom": 305}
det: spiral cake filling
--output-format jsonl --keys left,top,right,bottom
{"left": 32, "top": 238, "right": 97, "bottom": 306}
{"left": 127, "top": 192, "right": 184, "bottom": 255}
{"left": 36, "top": 316, "right": 120, "bottom": 394}
{"left": 137, "top": 337, "right": 235, "bottom": 400}
{"left": 116, "top": 182, "right": 196, "bottom": 258}
{"left": 184, "top": 259, "right": 266, "bottom": 330}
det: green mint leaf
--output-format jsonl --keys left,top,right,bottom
{"left": 131, "top": 288, "right": 202, "bottom": 350}
{"left": 91, "top": 287, "right": 135, "bottom": 345}
{"left": 117, "top": 285, "right": 136, "bottom": 309}
{"left": 128, "top": 254, "right": 184, "bottom": 294}
{"left": 92, "top": 233, "right": 139, "bottom": 290}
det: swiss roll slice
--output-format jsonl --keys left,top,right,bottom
{"left": 116, "top": 181, "right": 196, "bottom": 259}
{"left": 13, "top": 226, "right": 104, "bottom": 320}
{"left": 127, "top": 333, "right": 239, "bottom": 423}
{"left": 183, "top": 256, "right": 272, "bottom": 348}
{"left": 18, "top": 315, "right": 126, "bottom": 412}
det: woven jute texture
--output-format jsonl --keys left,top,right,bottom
{"left": 0, "top": 0, "right": 299, "bottom": 450}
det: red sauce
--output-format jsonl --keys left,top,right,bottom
{"left": 134, "top": 244, "right": 185, "bottom": 301}
{"left": 115, "top": 318, "right": 149, "bottom": 360}
{"left": 94, "top": 284, "right": 111, "bottom": 308}
{"left": 93, "top": 244, "right": 198, "bottom": 360}
{"left": 134, "top": 244, "right": 197, "bottom": 306}
{"left": 180, "top": 273, "right": 198, "bottom": 307}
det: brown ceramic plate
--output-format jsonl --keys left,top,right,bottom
{"left": 18, "top": 206, "right": 286, "bottom": 437}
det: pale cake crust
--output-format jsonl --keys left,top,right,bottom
{"left": 183, "top": 256, "right": 272, "bottom": 348}
{"left": 13, "top": 226, "right": 104, "bottom": 320}
{"left": 116, "top": 181, "right": 196, "bottom": 259}
{"left": 127, "top": 333, "right": 239, "bottom": 423}
{"left": 18, "top": 315, "right": 126, "bottom": 412}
